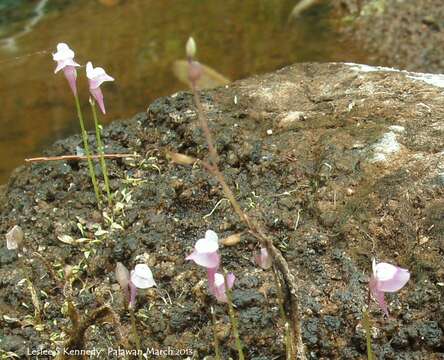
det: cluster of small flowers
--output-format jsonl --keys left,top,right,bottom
{"left": 53, "top": 43, "right": 114, "bottom": 114}
{"left": 112, "top": 228, "right": 410, "bottom": 316}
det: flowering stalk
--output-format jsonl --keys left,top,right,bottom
{"left": 129, "top": 307, "right": 143, "bottom": 360}
{"left": 210, "top": 306, "right": 222, "bottom": 360}
{"left": 223, "top": 270, "right": 244, "bottom": 360}
{"left": 271, "top": 266, "right": 294, "bottom": 359}
{"left": 363, "top": 309, "right": 374, "bottom": 360}
{"left": 90, "top": 97, "right": 111, "bottom": 206}
{"left": 74, "top": 94, "right": 102, "bottom": 206}
{"left": 53, "top": 43, "right": 101, "bottom": 206}
{"left": 86, "top": 61, "right": 114, "bottom": 207}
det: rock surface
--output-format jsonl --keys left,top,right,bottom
{"left": 335, "top": 0, "right": 444, "bottom": 74}
{"left": 0, "top": 62, "right": 443, "bottom": 359}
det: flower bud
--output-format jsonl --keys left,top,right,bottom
{"left": 115, "top": 262, "right": 130, "bottom": 291}
{"left": 6, "top": 225, "right": 23, "bottom": 250}
{"left": 186, "top": 37, "right": 196, "bottom": 59}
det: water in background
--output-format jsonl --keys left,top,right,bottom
{"left": 0, "top": 0, "right": 367, "bottom": 184}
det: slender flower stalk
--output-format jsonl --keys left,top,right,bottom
{"left": 129, "top": 309, "right": 143, "bottom": 360}
{"left": 86, "top": 61, "right": 114, "bottom": 206}
{"left": 271, "top": 266, "right": 294, "bottom": 359}
{"left": 90, "top": 97, "right": 111, "bottom": 205}
{"left": 210, "top": 306, "right": 222, "bottom": 360}
{"left": 363, "top": 309, "right": 374, "bottom": 360}
{"left": 53, "top": 43, "right": 101, "bottom": 206}
{"left": 223, "top": 270, "right": 244, "bottom": 360}
{"left": 74, "top": 94, "right": 102, "bottom": 205}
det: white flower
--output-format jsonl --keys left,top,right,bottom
{"left": 52, "top": 43, "right": 80, "bottom": 73}
{"left": 130, "top": 264, "right": 156, "bottom": 289}
{"left": 86, "top": 62, "right": 114, "bottom": 89}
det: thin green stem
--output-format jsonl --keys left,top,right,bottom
{"left": 90, "top": 99, "right": 111, "bottom": 206}
{"left": 363, "top": 309, "right": 374, "bottom": 360}
{"left": 223, "top": 271, "right": 244, "bottom": 360}
{"left": 210, "top": 306, "right": 222, "bottom": 360}
{"left": 272, "top": 267, "right": 294, "bottom": 359}
{"left": 129, "top": 308, "right": 143, "bottom": 360}
{"left": 74, "top": 95, "right": 101, "bottom": 206}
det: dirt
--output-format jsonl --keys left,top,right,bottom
{"left": 334, "top": 0, "right": 444, "bottom": 74}
{"left": 0, "top": 62, "right": 443, "bottom": 359}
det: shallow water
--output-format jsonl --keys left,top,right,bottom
{"left": 0, "top": 0, "right": 367, "bottom": 184}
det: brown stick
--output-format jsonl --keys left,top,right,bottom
{"left": 25, "top": 153, "right": 140, "bottom": 163}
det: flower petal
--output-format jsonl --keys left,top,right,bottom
{"left": 53, "top": 43, "right": 75, "bottom": 61}
{"left": 90, "top": 87, "right": 106, "bottom": 114}
{"left": 86, "top": 61, "right": 115, "bottom": 89}
{"left": 370, "top": 276, "right": 389, "bottom": 317}
{"left": 63, "top": 66, "right": 78, "bottom": 96}
{"left": 211, "top": 272, "right": 235, "bottom": 303}
{"left": 374, "top": 262, "right": 410, "bottom": 292}
{"left": 195, "top": 236, "right": 219, "bottom": 253}
{"left": 186, "top": 249, "right": 220, "bottom": 268}
{"left": 130, "top": 264, "right": 156, "bottom": 289}
{"left": 255, "top": 247, "right": 272, "bottom": 269}
{"left": 205, "top": 230, "right": 218, "bottom": 244}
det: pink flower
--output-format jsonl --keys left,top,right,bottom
{"left": 210, "top": 272, "right": 235, "bottom": 303}
{"left": 369, "top": 258, "right": 410, "bottom": 316}
{"left": 86, "top": 61, "right": 114, "bottom": 114}
{"left": 254, "top": 247, "right": 272, "bottom": 270}
{"left": 186, "top": 230, "right": 220, "bottom": 269}
{"left": 53, "top": 43, "right": 80, "bottom": 96}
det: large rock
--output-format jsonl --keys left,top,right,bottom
{"left": 0, "top": 63, "right": 443, "bottom": 359}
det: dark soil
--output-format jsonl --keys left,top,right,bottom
{"left": 0, "top": 63, "right": 443, "bottom": 359}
